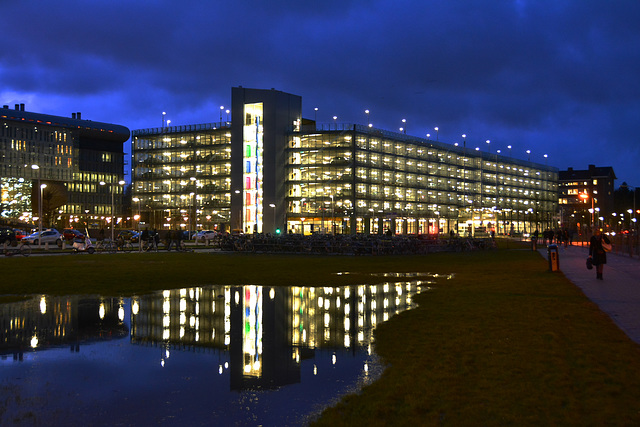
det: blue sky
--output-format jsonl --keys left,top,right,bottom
{"left": 2, "top": 0, "right": 639, "bottom": 185}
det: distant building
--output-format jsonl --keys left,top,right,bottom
{"left": 132, "top": 87, "right": 558, "bottom": 236}
{"left": 558, "top": 164, "right": 616, "bottom": 230}
{"left": 0, "top": 104, "right": 129, "bottom": 229}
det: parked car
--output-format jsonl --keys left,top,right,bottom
{"left": 23, "top": 229, "right": 62, "bottom": 246}
{"left": 194, "top": 230, "right": 217, "bottom": 242}
{"left": 13, "top": 229, "right": 27, "bottom": 241}
{"left": 117, "top": 230, "right": 139, "bottom": 243}
{"left": 62, "top": 228, "right": 85, "bottom": 242}
{"left": 1, "top": 226, "right": 16, "bottom": 245}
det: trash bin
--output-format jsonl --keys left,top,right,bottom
{"left": 547, "top": 243, "right": 559, "bottom": 271}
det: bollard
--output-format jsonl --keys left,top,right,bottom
{"left": 531, "top": 237, "right": 537, "bottom": 251}
{"left": 547, "top": 243, "right": 559, "bottom": 271}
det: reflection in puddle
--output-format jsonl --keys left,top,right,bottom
{"left": 0, "top": 274, "right": 446, "bottom": 425}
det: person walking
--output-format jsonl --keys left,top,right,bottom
{"left": 176, "top": 228, "right": 183, "bottom": 250}
{"left": 589, "top": 228, "right": 611, "bottom": 280}
{"left": 141, "top": 228, "right": 149, "bottom": 251}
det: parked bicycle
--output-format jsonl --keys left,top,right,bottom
{"left": 95, "top": 239, "right": 117, "bottom": 254}
{"left": 117, "top": 238, "right": 134, "bottom": 252}
{"left": 3, "top": 242, "right": 31, "bottom": 257}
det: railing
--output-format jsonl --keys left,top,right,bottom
{"left": 133, "top": 122, "right": 229, "bottom": 136}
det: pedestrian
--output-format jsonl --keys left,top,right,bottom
{"left": 165, "top": 229, "right": 173, "bottom": 251}
{"left": 589, "top": 228, "right": 611, "bottom": 280}
{"left": 176, "top": 228, "right": 183, "bottom": 250}
{"left": 141, "top": 228, "right": 149, "bottom": 250}
{"left": 153, "top": 229, "right": 160, "bottom": 249}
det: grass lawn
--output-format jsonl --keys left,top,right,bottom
{"left": 2, "top": 246, "right": 640, "bottom": 425}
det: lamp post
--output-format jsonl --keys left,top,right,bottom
{"left": 579, "top": 192, "right": 594, "bottom": 228}
{"left": 526, "top": 149, "right": 531, "bottom": 161}
{"left": 269, "top": 203, "right": 276, "bottom": 233}
{"left": 401, "top": 119, "right": 406, "bottom": 134}
{"left": 365, "top": 109, "right": 370, "bottom": 126}
{"left": 330, "top": 194, "right": 335, "bottom": 235}
{"left": 314, "top": 107, "right": 318, "bottom": 122}
{"left": 101, "top": 180, "right": 125, "bottom": 242}
{"left": 30, "top": 164, "right": 43, "bottom": 248}
{"left": 39, "top": 183, "right": 47, "bottom": 248}
{"left": 462, "top": 134, "right": 467, "bottom": 234}
{"left": 434, "top": 127, "right": 439, "bottom": 141}
{"left": 132, "top": 197, "right": 141, "bottom": 228}
{"left": 133, "top": 197, "right": 141, "bottom": 252}
{"left": 190, "top": 176, "right": 197, "bottom": 238}
{"left": 189, "top": 192, "right": 195, "bottom": 239}
{"left": 620, "top": 184, "right": 637, "bottom": 231}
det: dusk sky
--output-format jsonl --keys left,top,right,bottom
{"left": 2, "top": 1, "right": 639, "bottom": 185}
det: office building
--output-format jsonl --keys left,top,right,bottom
{"left": 558, "top": 165, "right": 616, "bottom": 230}
{"left": 0, "top": 104, "right": 129, "bottom": 229}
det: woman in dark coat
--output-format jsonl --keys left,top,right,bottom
{"left": 589, "top": 228, "right": 611, "bottom": 280}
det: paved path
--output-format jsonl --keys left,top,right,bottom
{"left": 538, "top": 244, "right": 640, "bottom": 344}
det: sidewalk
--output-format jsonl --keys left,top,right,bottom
{"left": 538, "top": 244, "right": 640, "bottom": 344}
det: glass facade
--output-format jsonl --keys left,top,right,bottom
{"left": 242, "top": 103, "right": 264, "bottom": 233}
{"left": 1, "top": 107, "right": 128, "bottom": 228}
{"left": 132, "top": 124, "right": 233, "bottom": 231}
{"left": 133, "top": 121, "right": 558, "bottom": 236}
{"left": 286, "top": 125, "right": 557, "bottom": 236}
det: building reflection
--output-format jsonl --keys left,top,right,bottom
{"left": 130, "top": 274, "right": 446, "bottom": 390}
{"left": 0, "top": 296, "right": 128, "bottom": 360}
{"left": 0, "top": 275, "right": 449, "bottom": 389}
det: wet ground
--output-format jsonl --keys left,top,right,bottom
{"left": 1, "top": 274, "right": 447, "bottom": 426}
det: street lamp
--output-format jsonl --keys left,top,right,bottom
{"left": 133, "top": 197, "right": 141, "bottom": 252}
{"left": 31, "top": 164, "right": 44, "bottom": 248}
{"left": 100, "top": 180, "right": 125, "bottom": 242}
{"left": 190, "top": 176, "right": 197, "bottom": 237}
{"left": 330, "top": 194, "right": 335, "bottom": 234}
{"left": 620, "top": 183, "right": 637, "bottom": 232}
{"left": 189, "top": 192, "right": 195, "bottom": 238}
{"left": 269, "top": 203, "right": 276, "bottom": 233}
{"left": 434, "top": 127, "right": 439, "bottom": 141}
{"left": 579, "top": 192, "right": 594, "bottom": 228}
{"left": 401, "top": 119, "right": 406, "bottom": 134}
{"left": 365, "top": 109, "right": 370, "bottom": 126}
{"left": 39, "top": 183, "right": 47, "bottom": 248}
{"left": 526, "top": 149, "right": 531, "bottom": 161}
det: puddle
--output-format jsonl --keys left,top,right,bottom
{"left": 0, "top": 274, "right": 444, "bottom": 426}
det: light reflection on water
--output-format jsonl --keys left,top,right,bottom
{"left": 0, "top": 273, "right": 449, "bottom": 426}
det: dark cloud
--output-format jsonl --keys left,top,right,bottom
{"left": 2, "top": 0, "right": 640, "bottom": 183}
